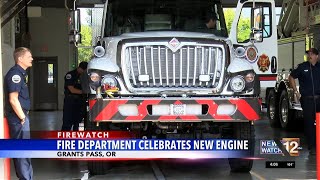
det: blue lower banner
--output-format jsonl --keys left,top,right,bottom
{"left": 0, "top": 139, "right": 252, "bottom": 159}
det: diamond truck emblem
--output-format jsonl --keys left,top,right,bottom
{"left": 168, "top": 38, "right": 181, "bottom": 52}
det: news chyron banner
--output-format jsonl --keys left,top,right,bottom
{"left": 0, "top": 131, "right": 253, "bottom": 159}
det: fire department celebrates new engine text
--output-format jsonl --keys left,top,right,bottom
{"left": 56, "top": 139, "right": 249, "bottom": 150}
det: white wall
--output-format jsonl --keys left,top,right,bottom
{"left": 1, "top": 20, "right": 15, "bottom": 77}
{"left": 0, "top": 22, "right": 15, "bottom": 177}
{"left": 0, "top": 8, "right": 5, "bottom": 180}
{"left": 29, "top": 8, "right": 75, "bottom": 110}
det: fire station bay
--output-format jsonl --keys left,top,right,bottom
{"left": 0, "top": 0, "right": 319, "bottom": 179}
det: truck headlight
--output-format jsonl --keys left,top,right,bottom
{"left": 230, "top": 76, "right": 245, "bottom": 92}
{"left": 89, "top": 72, "right": 101, "bottom": 90}
{"left": 235, "top": 47, "right": 246, "bottom": 58}
{"left": 90, "top": 72, "right": 100, "bottom": 82}
{"left": 94, "top": 46, "right": 105, "bottom": 58}
{"left": 245, "top": 73, "right": 255, "bottom": 83}
{"left": 101, "top": 75, "right": 118, "bottom": 90}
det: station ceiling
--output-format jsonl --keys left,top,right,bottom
{"left": 29, "top": 0, "right": 284, "bottom": 8}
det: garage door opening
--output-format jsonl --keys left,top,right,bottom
{"left": 33, "top": 57, "right": 58, "bottom": 110}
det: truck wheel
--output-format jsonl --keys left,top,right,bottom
{"left": 88, "top": 161, "right": 111, "bottom": 176}
{"left": 228, "top": 122, "right": 255, "bottom": 172}
{"left": 86, "top": 122, "right": 112, "bottom": 175}
{"left": 267, "top": 90, "right": 280, "bottom": 128}
{"left": 279, "top": 90, "right": 295, "bottom": 129}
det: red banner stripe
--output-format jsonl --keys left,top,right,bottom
{"left": 195, "top": 99, "right": 232, "bottom": 120}
{"left": 229, "top": 99, "right": 259, "bottom": 120}
{"left": 158, "top": 115, "right": 178, "bottom": 120}
{"left": 125, "top": 100, "right": 162, "bottom": 120}
{"left": 259, "top": 76, "right": 277, "bottom": 81}
{"left": 178, "top": 115, "right": 200, "bottom": 120}
{"left": 3, "top": 117, "right": 10, "bottom": 180}
{"left": 89, "top": 99, "right": 97, "bottom": 110}
{"left": 95, "top": 100, "right": 128, "bottom": 120}
{"left": 174, "top": 100, "right": 183, "bottom": 105}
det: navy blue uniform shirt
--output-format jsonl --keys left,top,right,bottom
{"left": 290, "top": 61, "right": 320, "bottom": 97}
{"left": 64, "top": 69, "right": 82, "bottom": 95}
{"left": 4, "top": 64, "right": 30, "bottom": 113}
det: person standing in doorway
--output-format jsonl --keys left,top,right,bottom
{"left": 289, "top": 48, "right": 320, "bottom": 155}
{"left": 4, "top": 47, "right": 34, "bottom": 180}
{"left": 61, "top": 61, "right": 88, "bottom": 131}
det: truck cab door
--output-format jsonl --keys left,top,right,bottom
{"left": 229, "top": 0, "right": 278, "bottom": 89}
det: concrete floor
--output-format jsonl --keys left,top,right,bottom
{"left": 9, "top": 111, "right": 317, "bottom": 180}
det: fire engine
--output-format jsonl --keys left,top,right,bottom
{"left": 69, "top": 0, "right": 277, "bottom": 175}
{"left": 266, "top": 0, "right": 320, "bottom": 129}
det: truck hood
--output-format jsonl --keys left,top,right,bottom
{"left": 120, "top": 31, "right": 227, "bottom": 40}
{"left": 89, "top": 31, "right": 228, "bottom": 73}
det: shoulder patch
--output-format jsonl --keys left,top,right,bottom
{"left": 66, "top": 74, "right": 72, "bottom": 79}
{"left": 11, "top": 75, "right": 21, "bottom": 83}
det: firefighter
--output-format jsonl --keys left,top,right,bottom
{"left": 204, "top": 13, "right": 217, "bottom": 30}
{"left": 289, "top": 48, "right": 320, "bottom": 155}
{"left": 80, "top": 68, "right": 90, "bottom": 129}
{"left": 61, "top": 61, "right": 88, "bottom": 131}
{"left": 184, "top": 10, "right": 217, "bottom": 33}
{"left": 4, "top": 47, "right": 33, "bottom": 180}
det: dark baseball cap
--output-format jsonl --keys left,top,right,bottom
{"left": 306, "top": 48, "right": 319, "bottom": 55}
{"left": 203, "top": 9, "right": 217, "bottom": 22}
{"left": 78, "top": 61, "right": 88, "bottom": 70}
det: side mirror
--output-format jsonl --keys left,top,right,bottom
{"left": 250, "top": 30, "right": 263, "bottom": 42}
{"left": 252, "top": 7, "right": 263, "bottom": 30}
{"left": 250, "top": 7, "right": 263, "bottom": 42}
{"left": 69, "top": 9, "right": 81, "bottom": 44}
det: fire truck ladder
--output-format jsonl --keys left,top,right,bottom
{"left": 277, "top": 0, "right": 300, "bottom": 38}
{"left": 278, "top": 0, "right": 320, "bottom": 38}
{"left": 307, "top": 0, "right": 320, "bottom": 26}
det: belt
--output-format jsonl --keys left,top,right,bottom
{"left": 23, "top": 109, "right": 30, "bottom": 114}
{"left": 6, "top": 109, "right": 29, "bottom": 116}
{"left": 66, "top": 94, "right": 82, "bottom": 98}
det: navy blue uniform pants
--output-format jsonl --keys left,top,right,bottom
{"left": 7, "top": 111, "right": 33, "bottom": 180}
{"left": 300, "top": 97, "right": 320, "bottom": 149}
{"left": 61, "top": 96, "right": 83, "bottom": 131}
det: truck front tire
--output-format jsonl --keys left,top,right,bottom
{"left": 228, "top": 122, "right": 255, "bottom": 172}
{"left": 86, "top": 122, "right": 112, "bottom": 175}
{"left": 279, "top": 90, "right": 295, "bottom": 129}
{"left": 88, "top": 161, "right": 111, "bottom": 176}
{"left": 267, "top": 90, "right": 280, "bottom": 127}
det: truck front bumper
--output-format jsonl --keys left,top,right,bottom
{"left": 89, "top": 98, "right": 261, "bottom": 122}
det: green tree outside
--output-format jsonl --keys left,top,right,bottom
{"left": 78, "top": 25, "right": 93, "bottom": 63}
{"left": 224, "top": 9, "right": 251, "bottom": 42}
{"left": 77, "top": 9, "right": 93, "bottom": 63}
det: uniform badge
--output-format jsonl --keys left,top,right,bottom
{"left": 257, "top": 54, "right": 270, "bottom": 72}
{"left": 25, "top": 75, "right": 28, "bottom": 84}
{"left": 66, "top": 74, "right": 72, "bottom": 79}
{"left": 12, "top": 75, "right": 21, "bottom": 83}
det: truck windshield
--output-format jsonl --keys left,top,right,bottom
{"left": 104, "top": 0, "right": 228, "bottom": 37}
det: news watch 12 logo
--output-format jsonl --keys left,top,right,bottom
{"left": 280, "top": 138, "right": 301, "bottom": 156}
{"left": 260, "top": 138, "right": 301, "bottom": 156}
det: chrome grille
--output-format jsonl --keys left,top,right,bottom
{"left": 122, "top": 42, "right": 225, "bottom": 91}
